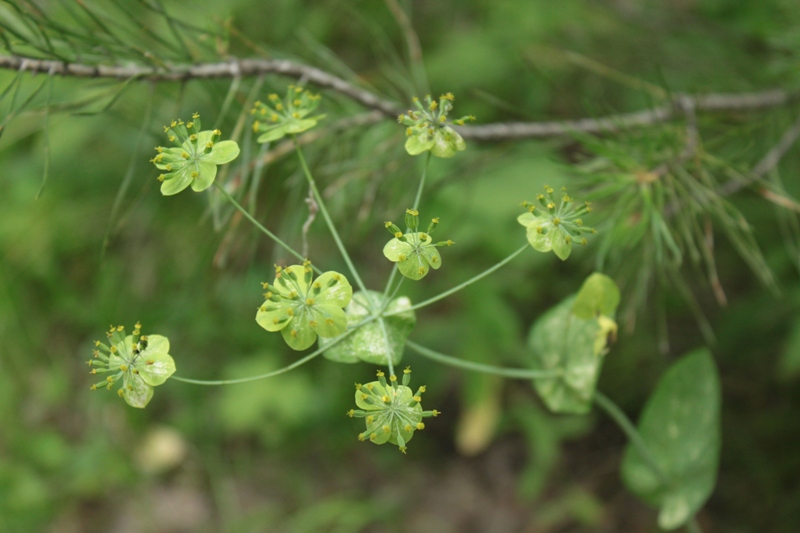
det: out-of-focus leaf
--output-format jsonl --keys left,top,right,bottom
{"left": 621, "top": 350, "right": 721, "bottom": 530}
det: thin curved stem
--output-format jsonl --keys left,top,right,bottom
{"left": 593, "top": 391, "right": 671, "bottom": 486}
{"left": 293, "top": 137, "right": 369, "bottom": 296}
{"left": 406, "top": 340, "right": 561, "bottom": 379}
{"left": 381, "top": 152, "right": 432, "bottom": 304}
{"left": 385, "top": 243, "right": 529, "bottom": 316}
{"left": 171, "top": 316, "right": 376, "bottom": 386}
{"left": 213, "top": 182, "right": 322, "bottom": 274}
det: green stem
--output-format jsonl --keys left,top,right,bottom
{"left": 385, "top": 243, "right": 529, "bottom": 316}
{"left": 593, "top": 391, "right": 671, "bottom": 486}
{"left": 406, "top": 340, "right": 561, "bottom": 379}
{"left": 382, "top": 152, "right": 432, "bottom": 304}
{"left": 412, "top": 152, "right": 432, "bottom": 211}
{"left": 172, "top": 316, "right": 376, "bottom": 386}
{"left": 293, "top": 136, "right": 369, "bottom": 296}
{"left": 213, "top": 181, "right": 322, "bottom": 275}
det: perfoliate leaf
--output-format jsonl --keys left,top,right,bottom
{"left": 526, "top": 274, "right": 620, "bottom": 414}
{"left": 321, "top": 291, "right": 416, "bottom": 365}
{"left": 621, "top": 350, "right": 721, "bottom": 530}
{"left": 572, "top": 273, "right": 621, "bottom": 319}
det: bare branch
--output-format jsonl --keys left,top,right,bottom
{"left": 1, "top": 54, "right": 798, "bottom": 141}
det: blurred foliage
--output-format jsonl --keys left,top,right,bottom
{"left": 2, "top": 0, "right": 800, "bottom": 531}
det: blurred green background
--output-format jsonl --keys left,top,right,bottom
{"left": 1, "top": 0, "right": 800, "bottom": 531}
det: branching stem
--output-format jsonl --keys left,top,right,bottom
{"left": 293, "top": 136, "right": 369, "bottom": 296}
{"left": 385, "top": 243, "right": 529, "bottom": 315}
{"left": 406, "top": 340, "right": 560, "bottom": 379}
{"left": 213, "top": 182, "right": 322, "bottom": 274}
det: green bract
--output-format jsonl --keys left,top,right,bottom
{"left": 255, "top": 262, "right": 353, "bottom": 351}
{"left": 252, "top": 85, "right": 325, "bottom": 143}
{"left": 151, "top": 113, "right": 240, "bottom": 196}
{"left": 320, "top": 290, "right": 416, "bottom": 365}
{"left": 383, "top": 209, "right": 453, "bottom": 280}
{"left": 398, "top": 93, "right": 475, "bottom": 158}
{"left": 518, "top": 185, "right": 596, "bottom": 261}
{"left": 348, "top": 368, "right": 439, "bottom": 453}
{"left": 86, "top": 323, "right": 176, "bottom": 409}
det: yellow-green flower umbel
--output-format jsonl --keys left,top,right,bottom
{"left": 518, "top": 186, "right": 596, "bottom": 261}
{"left": 397, "top": 93, "right": 475, "bottom": 158}
{"left": 152, "top": 113, "right": 240, "bottom": 196}
{"left": 256, "top": 261, "right": 353, "bottom": 351}
{"left": 383, "top": 209, "right": 453, "bottom": 280}
{"left": 348, "top": 368, "right": 439, "bottom": 453}
{"left": 87, "top": 323, "right": 176, "bottom": 409}
{"left": 252, "top": 85, "right": 325, "bottom": 143}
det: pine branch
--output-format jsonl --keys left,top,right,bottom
{"left": 0, "top": 54, "right": 798, "bottom": 140}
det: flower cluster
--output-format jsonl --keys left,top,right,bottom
{"left": 518, "top": 186, "right": 596, "bottom": 260}
{"left": 383, "top": 209, "right": 453, "bottom": 280}
{"left": 252, "top": 85, "right": 325, "bottom": 143}
{"left": 397, "top": 93, "right": 475, "bottom": 158}
{"left": 87, "top": 323, "right": 176, "bottom": 408}
{"left": 256, "top": 261, "right": 353, "bottom": 351}
{"left": 151, "top": 113, "right": 240, "bottom": 196}
{"left": 348, "top": 368, "right": 439, "bottom": 453}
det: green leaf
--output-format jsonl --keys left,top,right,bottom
{"left": 160, "top": 166, "right": 193, "bottom": 196}
{"left": 190, "top": 160, "right": 217, "bottom": 192}
{"left": 121, "top": 374, "right": 153, "bottom": 409}
{"left": 405, "top": 134, "right": 435, "bottom": 156}
{"left": 280, "top": 309, "right": 317, "bottom": 351}
{"left": 572, "top": 273, "right": 621, "bottom": 319}
{"left": 134, "top": 350, "right": 176, "bottom": 387}
{"left": 321, "top": 291, "right": 416, "bottom": 365}
{"left": 286, "top": 118, "right": 318, "bottom": 134}
{"left": 383, "top": 238, "right": 413, "bottom": 262}
{"left": 258, "top": 125, "right": 290, "bottom": 143}
{"left": 309, "top": 304, "right": 348, "bottom": 337}
{"left": 207, "top": 140, "right": 240, "bottom": 165}
{"left": 551, "top": 227, "right": 572, "bottom": 260}
{"left": 621, "top": 350, "right": 721, "bottom": 530}
{"left": 312, "top": 271, "right": 352, "bottom": 308}
{"left": 524, "top": 222, "right": 554, "bottom": 252}
{"left": 397, "top": 254, "right": 429, "bottom": 280}
{"left": 526, "top": 275, "right": 620, "bottom": 414}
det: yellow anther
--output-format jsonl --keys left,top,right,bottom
{"left": 146, "top": 359, "right": 154, "bottom": 365}
{"left": 416, "top": 422, "right": 425, "bottom": 430}
{"left": 292, "top": 112, "right": 300, "bottom": 119}
{"left": 293, "top": 99, "right": 301, "bottom": 106}
{"left": 192, "top": 112, "right": 200, "bottom": 119}
{"left": 119, "top": 365, "right": 128, "bottom": 371}
{"left": 268, "top": 93, "right": 279, "bottom": 101}
{"left": 404, "top": 424, "right": 412, "bottom": 432}
{"left": 398, "top": 254, "right": 407, "bottom": 261}
{"left": 168, "top": 135, "right": 175, "bottom": 142}
{"left": 419, "top": 386, "right": 426, "bottom": 392}
{"left": 187, "top": 122, "right": 194, "bottom": 129}
{"left": 290, "top": 330, "right": 298, "bottom": 338}
{"left": 382, "top": 395, "right": 390, "bottom": 403}
{"left": 417, "top": 267, "right": 425, "bottom": 275}
{"left": 552, "top": 218, "right": 561, "bottom": 225}
{"left": 366, "top": 383, "right": 374, "bottom": 390}
{"left": 366, "top": 415, "right": 374, "bottom": 424}
{"left": 213, "top": 129, "right": 222, "bottom": 136}
{"left": 325, "top": 318, "right": 334, "bottom": 326}
{"left": 205, "top": 141, "right": 214, "bottom": 149}
{"left": 305, "top": 298, "right": 315, "bottom": 305}
{"left": 390, "top": 375, "right": 397, "bottom": 382}
{"left": 377, "top": 370, "right": 385, "bottom": 377}
{"left": 275, "top": 103, "right": 284, "bottom": 110}
{"left": 382, "top": 425, "right": 391, "bottom": 434}
{"left": 414, "top": 396, "right": 422, "bottom": 402}
{"left": 181, "top": 152, "right": 189, "bottom": 159}
{"left": 110, "top": 346, "right": 117, "bottom": 353}
{"left": 395, "top": 231, "right": 403, "bottom": 239}
{"left": 404, "top": 367, "right": 411, "bottom": 374}
{"left": 309, "top": 320, "right": 318, "bottom": 328}
{"left": 346, "top": 409, "right": 355, "bottom": 417}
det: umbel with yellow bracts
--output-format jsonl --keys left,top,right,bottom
{"left": 348, "top": 368, "right": 439, "bottom": 453}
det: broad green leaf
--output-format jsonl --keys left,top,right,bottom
{"left": 207, "top": 140, "right": 240, "bottom": 165}
{"left": 160, "top": 166, "right": 193, "bottom": 196}
{"left": 321, "top": 291, "right": 416, "bottom": 365}
{"left": 621, "top": 350, "right": 721, "bottom": 530}
{"left": 312, "top": 271, "right": 352, "bottom": 308}
{"left": 405, "top": 134, "right": 435, "bottom": 155}
{"left": 551, "top": 227, "right": 572, "bottom": 260}
{"left": 281, "top": 310, "right": 317, "bottom": 351}
{"left": 525, "top": 223, "right": 554, "bottom": 252}
{"left": 527, "top": 276, "right": 619, "bottom": 414}
{"left": 121, "top": 374, "right": 153, "bottom": 409}
{"left": 572, "top": 273, "right": 621, "bottom": 319}
{"left": 190, "top": 160, "right": 217, "bottom": 192}
{"left": 309, "top": 304, "right": 348, "bottom": 338}
{"left": 383, "top": 238, "right": 413, "bottom": 261}
{"left": 397, "top": 254, "right": 429, "bottom": 280}
{"left": 135, "top": 351, "right": 176, "bottom": 387}
{"left": 258, "top": 125, "right": 290, "bottom": 143}
{"left": 286, "top": 118, "right": 318, "bottom": 134}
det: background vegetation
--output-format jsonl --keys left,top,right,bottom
{"left": 1, "top": 0, "right": 799, "bottom": 531}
